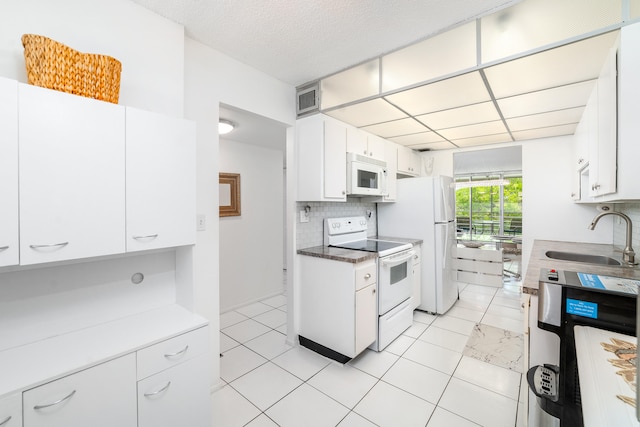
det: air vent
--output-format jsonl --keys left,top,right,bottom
{"left": 296, "top": 83, "right": 319, "bottom": 117}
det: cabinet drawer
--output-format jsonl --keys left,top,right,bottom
{"left": 0, "top": 393, "right": 21, "bottom": 427}
{"left": 137, "top": 354, "right": 211, "bottom": 427}
{"left": 23, "top": 354, "right": 136, "bottom": 427}
{"left": 137, "top": 326, "right": 209, "bottom": 380}
{"left": 355, "top": 261, "right": 376, "bottom": 291}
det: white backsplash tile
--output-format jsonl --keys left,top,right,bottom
{"left": 614, "top": 203, "right": 640, "bottom": 251}
{"left": 296, "top": 200, "right": 377, "bottom": 249}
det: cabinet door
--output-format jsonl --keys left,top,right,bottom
{"left": 346, "top": 126, "right": 367, "bottom": 156}
{"left": 411, "top": 246, "right": 422, "bottom": 310}
{"left": 355, "top": 283, "right": 377, "bottom": 355}
{"left": 397, "top": 146, "right": 419, "bottom": 176}
{"left": 323, "top": 118, "right": 347, "bottom": 200}
{"left": 366, "top": 134, "right": 386, "bottom": 162}
{"left": 0, "top": 393, "right": 21, "bottom": 427}
{"left": 23, "top": 354, "right": 137, "bottom": 427}
{"left": 593, "top": 46, "right": 617, "bottom": 197}
{"left": 126, "top": 108, "right": 196, "bottom": 252}
{"left": 18, "top": 84, "right": 125, "bottom": 265}
{"left": 138, "top": 354, "right": 211, "bottom": 427}
{"left": 0, "top": 77, "right": 18, "bottom": 267}
{"left": 382, "top": 141, "right": 398, "bottom": 201}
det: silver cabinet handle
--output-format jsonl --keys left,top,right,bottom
{"left": 164, "top": 345, "right": 189, "bottom": 359}
{"left": 0, "top": 246, "right": 8, "bottom": 251}
{"left": 0, "top": 416, "right": 12, "bottom": 426}
{"left": 34, "top": 389, "right": 76, "bottom": 410}
{"left": 144, "top": 381, "right": 171, "bottom": 397}
{"left": 133, "top": 234, "right": 158, "bottom": 240}
{"left": 364, "top": 273, "right": 371, "bottom": 280}
{"left": 29, "top": 242, "right": 69, "bottom": 249}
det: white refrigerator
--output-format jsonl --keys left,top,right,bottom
{"left": 378, "top": 176, "right": 458, "bottom": 314}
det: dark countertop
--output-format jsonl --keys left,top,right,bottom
{"left": 297, "top": 235, "right": 422, "bottom": 263}
{"left": 524, "top": 239, "right": 640, "bottom": 294}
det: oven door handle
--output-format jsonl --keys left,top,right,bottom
{"left": 381, "top": 250, "right": 416, "bottom": 268}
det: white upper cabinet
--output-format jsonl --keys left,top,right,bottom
{"left": 18, "top": 84, "right": 125, "bottom": 265}
{"left": 125, "top": 108, "right": 196, "bottom": 252}
{"left": 382, "top": 140, "right": 398, "bottom": 202}
{"left": 297, "top": 114, "right": 347, "bottom": 201}
{"left": 346, "top": 127, "right": 385, "bottom": 162}
{"left": 397, "top": 145, "right": 421, "bottom": 176}
{"left": 0, "top": 77, "right": 19, "bottom": 267}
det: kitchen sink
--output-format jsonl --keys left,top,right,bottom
{"left": 545, "top": 250, "right": 622, "bottom": 266}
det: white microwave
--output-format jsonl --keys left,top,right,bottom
{"left": 346, "top": 152, "right": 388, "bottom": 196}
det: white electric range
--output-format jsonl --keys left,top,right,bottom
{"left": 325, "top": 217, "right": 415, "bottom": 351}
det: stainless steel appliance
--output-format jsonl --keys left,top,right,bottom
{"left": 325, "top": 216, "right": 414, "bottom": 351}
{"left": 531, "top": 268, "right": 637, "bottom": 426}
{"left": 377, "top": 175, "right": 458, "bottom": 314}
{"left": 346, "top": 153, "right": 388, "bottom": 197}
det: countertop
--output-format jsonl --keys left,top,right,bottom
{"left": 524, "top": 240, "right": 640, "bottom": 293}
{"left": 297, "top": 236, "right": 423, "bottom": 263}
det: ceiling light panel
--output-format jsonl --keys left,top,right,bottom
{"left": 633, "top": 0, "right": 640, "bottom": 18}
{"left": 416, "top": 101, "right": 501, "bottom": 130}
{"left": 512, "top": 123, "right": 578, "bottom": 141}
{"left": 497, "top": 80, "right": 595, "bottom": 118}
{"left": 389, "top": 131, "right": 447, "bottom": 146}
{"left": 361, "top": 118, "right": 428, "bottom": 138}
{"left": 385, "top": 72, "right": 490, "bottom": 116}
{"left": 408, "top": 141, "right": 458, "bottom": 151}
{"left": 506, "top": 107, "right": 584, "bottom": 132}
{"left": 450, "top": 133, "right": 513, "bottom": 148}
{"left": 382, "top": 22, "right": 477, "bottom": 92}
{"left": 324, "top": 98, "right": 407, "bottom": 127}
{"left": 438, "top": 120, "right": 507, "bottom": 140}
{"left": 320, "top": 59, "right": 380, "bottom": 109}
{"left": 484, "top": 31, "right": 619, "bottom": 99}
{"left": 481, "top": 0, "right": 622, "bottom": 63}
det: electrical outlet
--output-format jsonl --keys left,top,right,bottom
{"left": 300, "top": 210, "right": 309, "bottom": 223}
{"left": 197, "top": 214, "right": 206, "bottom": 231}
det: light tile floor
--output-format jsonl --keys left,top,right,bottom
{"left": 213, "top": 260, "right": 526, "bottom": 427}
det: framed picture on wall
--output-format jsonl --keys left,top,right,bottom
{"left": 219, "top": 173, "right": 241, "bottom": 217}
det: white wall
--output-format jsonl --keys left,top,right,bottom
{"left": 219, "top": 139, "right": 284, "bottom": 312}
{"left": 421, "top": 135, "right": 613, "bottom": 277}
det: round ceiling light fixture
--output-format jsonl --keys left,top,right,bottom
{"left": 218, "top": 119, "right": 236, "bottom": 135}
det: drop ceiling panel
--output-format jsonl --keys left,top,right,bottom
{"left": 497, "top": 80, "right": 595, "bottom": 118}
{"left": 438, "top": 120, "right": 507, "bottom": 140}
{"left": 451, "top": 133, "right": 513, "bottom": 148}
{"left": 384, "top": 71, "right": 491, "bottom": 116}
{"left": 506, "top": 107, "right": 583, "bottom": 132}
{"left": 361, "top": 118, "right": 428, "bottom": 138}
{"left": 321, "top": 59, "right": 380, "bottom": 109}
{"left": 416, "top": 101, "right": 501, "bottom": 130}
{"left": 325, "top": 98, "right": 407, "bottom": 127}
{"left": 382, "top": 21, "right": 477, "bottom": 92}
{"left": 481, "top": 0, "right": 622, "bottom": 63}
{"left": 512, "top": 123, "right": 578, "bottom": 141}
{"left": 484, "top": 31, "right": 619, "bottom": 99}
{"left": 408, "top": 141, "right": 458, "bottom": 151}
{"left": 389, "top": 131, "right": 447, "bottom": 146}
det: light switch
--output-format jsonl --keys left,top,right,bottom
{"left": 197, "top": 214, "right": 206, "bottom": 231}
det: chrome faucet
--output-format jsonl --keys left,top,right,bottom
{"left": 588, "top": 212, "right": 636, "bottom": 265}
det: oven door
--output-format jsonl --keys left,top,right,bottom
{"left": 378, "top": 249, "right": 415, "bottom": 314}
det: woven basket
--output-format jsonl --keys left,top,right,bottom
{"left": 21, "top": 34, "right": 122, "bottom": 104}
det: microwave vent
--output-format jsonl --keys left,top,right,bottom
{"left": 297, "top": 83, "right": 319, "bottom": 117}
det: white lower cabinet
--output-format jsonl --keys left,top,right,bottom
{"left": 23, "top": 354, "right": 137, "bottom": 427}
{"left": 0, "top": 77, "right": 18, "bottom": 268}
{"left": 0, "top": 394, "right": 21, "bottom": 427}
{"left": 411, "top": 245, "right": 422, "bottom": 310}
{"left": 137, "top": 354, "right": 211, "bottom": 427}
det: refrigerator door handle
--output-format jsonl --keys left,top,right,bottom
{"left": 442, "top": 223, "right": 449, "bottom": 269}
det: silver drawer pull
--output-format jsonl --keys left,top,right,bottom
{"left": 164, "top": 345, "right": 189, "bottom": 359}
{"left": 364, "top": 273, "right": 371, "bottom": 280}
{"left": 0, "top": 246, "right": 8, "bottom": 251}
{"left": 133, "top": 234, "right": 158, "bottom": 240}
{"left": 0, "top": 416, "right": 12, "bottom": 426}
{"left": 34, "top": 389, "right": 76, "bottom": 410}
{"left": 29, "top": 242, "right": 69, "bottom": 249}
{"left": 144, "top": 381, "right": 171, "bottom": 397}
